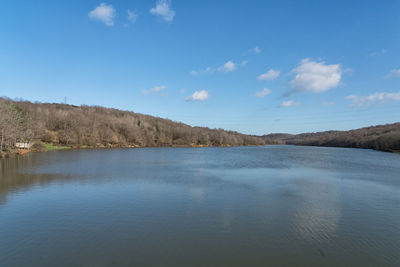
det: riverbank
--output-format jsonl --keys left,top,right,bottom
{"left": 43, "top": 143, "right": 71, "bottom": 151}
{"left": 0, "top": 142, "right": 265, "bottom": 158}
{"left": 2, "top": 142, "right": 399, "bottom": 159}
{"left": 0, "top": 142, "right": 71, "bottom": 158}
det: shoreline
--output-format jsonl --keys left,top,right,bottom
{"left": 2, "top": 143, "right": 399, "bottom": 159}
{"left": 0, "top": 143, "right": 266, "bottom": 158}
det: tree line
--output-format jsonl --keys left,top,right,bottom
{"left": 0, "top": 98, "right": 265, "bottom": 153}
{"left": 2, "top": 97, "right": 398, "bottom": 154}
{"left": 262, "top": 123, "right": 400, "bottom": 152}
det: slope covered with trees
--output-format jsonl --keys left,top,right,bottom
{"left": 0, "top": 99, "right": 33, "bottom": 151}
{"left": 0, "top": 98, "right": 265, "bottom": 153}
{"left": 2, "top": 97, "right": 398, "bottom": 154}
{"left": 262, "top": 123, "right": 400, "bottom": 152}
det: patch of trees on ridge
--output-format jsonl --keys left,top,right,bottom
{"left": 262, "top": 123, "right": 400, "bottom": 152}
{"left": 0, "top": 98, "right": 265, "bottom": 152}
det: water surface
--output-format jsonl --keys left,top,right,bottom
{"left": 1, "top": 146, "right": 399, "bottom": 266}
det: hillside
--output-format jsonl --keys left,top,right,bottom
{"left": 0, "top": 98, "right": 265, "bottom": 152}
{"left": 263, "top": 123, "right": 400, "bottom": 152}
{"left": 2, "top": 97, "right": 399, "bottom": 154}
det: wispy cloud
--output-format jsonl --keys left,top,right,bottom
{"left": 126, "top": 10, "right": 137, "bottom": 25}
{"left": 279, "top": 100, "right": 300, "bottom": 108}
{"left": 257, "top": 69, "right": 280, "bottom": 81}
{"left": 189, "top": 67, "right": 213, "bottom": 76}
{"left": 150, "top": 0, "right": 175, "bottom": 22}
{"left": 89, "top": 3, "right": 116, "bottom": 26}
{"left": 186, "top": 90, "right": 209, "bottom": 101}
{"left": 142, "top": 85, "right": 167, "bottom": 95}
{"left": 254, "top": 88, "right": 271, "bottom": 98}
{"left": 190, "top": 61, "right": 245, "bottom": 75}
{"left": 290, "top": 58, "right": 342, "bottom": 93}
{"left": 218, "top": 61, "right": 236, "bottom": 72}
{"left": 384, "top": 69, "right": 400, "bottom": 79}
{"left": 370, "top": 49, "right": 386, "bottom": 56}
{"left": 253, "top": 46, "right": 261, "bottom": 54}
{"left": 346, "top": 92, "right": 400, "bottom": 107}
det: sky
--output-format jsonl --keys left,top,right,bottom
{"left": 1, "top": 0, "right": 400, "bottom": 135}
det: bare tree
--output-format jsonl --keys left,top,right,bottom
{"left": 0, "top": 99, "right": 31, "bottom": 152}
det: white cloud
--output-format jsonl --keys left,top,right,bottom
{"left": 385, "top": 69, "right": 400, "bottom": 79}
{"left": 257, "top": 69, "right": 280, "bottom": 81}
{"left": 186, "top": 90, "right": 209, "bottom": 101}
{"left": 346, "top": 92, "right": 400, "bottom": 107}
{"left": 190, "top": 61, "right": 244, "bottom": 75}
{"left": 150, "top": 0, "right": 175, "bottom": 22}
{"left": 279, "top": 100, "right": 300, "bottom": 108}
{"left": 89, "top": 3, "right": 116, "bottom": 26}
{"left": 190, "top": 67, "right": 213, "bottom": 76}
{"left": 290, "top": 58, "right": 342, "bottom": 93}
{"left": 152, "top": 85, "right": 166, "bottom": 92}
{"left": 254, "top": 88, "right": 271, "bottom": 98}
{"left": 127, "top": 10, "right": 137, "bottom": 24}
{"left": 142, "top": 85, "right": 167, "bottom": 95}
{"left": 253, "top": 46, "right": 261, "bottom": 54}
{"left": 218, "top": 61, "right": 236, "bottom": 72}
{"left": 370, "top": 49, "right": 386, "bottom": 56}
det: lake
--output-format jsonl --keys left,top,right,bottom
{"left": 0, "top": 145, "right": 399, "bottom": 266}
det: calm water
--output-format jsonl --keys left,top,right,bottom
{"left": 0, "top": 146, "right": 399, "bottom": 266}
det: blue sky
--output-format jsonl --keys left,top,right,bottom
{"left": 1, "top": 0, "right": 400, "bottom": 134}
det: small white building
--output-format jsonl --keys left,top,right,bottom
{"left": 15, "top": 142, "right": 33, "bottom": 149}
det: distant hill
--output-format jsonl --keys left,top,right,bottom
{"left": 0, "top": 98, "right": 265, "bottom": 151}
{"left": 2, "top": 98, "right": 399, "bottom": 153}
{"left": 262, "top": 123, "right": 400, "bottom": 152}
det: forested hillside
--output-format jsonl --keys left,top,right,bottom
{"left": 0, "top": 98, "right": 265, "bottom": 152}
{"left": 2, "top": 97, "right": 398, "bottom": 154}
{"left": 263, "top": 123, "right": 400, "bottom": 152}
